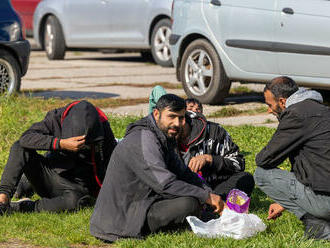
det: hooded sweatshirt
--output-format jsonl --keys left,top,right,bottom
{"left": 90, "top": 114, "right": 211, "bottom": 242}
{"left": 181, "top": 111, "right": 245, "bottom": 184}
{"left": 19, "top": 100, "right": 116, "bottom": 193}
{"left": 256, "top": 88, "right": 330, "bottom": 194}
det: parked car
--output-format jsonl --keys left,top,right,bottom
{"left": 33, "top": 0, "right": 173, "bottom": 67}
{"left": 171, "top": 0, "right": 330, "bottom": 104}
{"left": 11, "top": 0, "right": 41, "bottom": 37}
{"left": 0, "top": 0, "right": 30, "bottom": 95}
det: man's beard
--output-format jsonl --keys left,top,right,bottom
{"left": 273, "top": 104, "right": 283, "bottom": 121}
{"left": 157, "top": 120, "right": 182, "bottom": 141}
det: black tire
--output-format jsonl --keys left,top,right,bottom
{"left": 180, "top": 39, "right": 231, "bottom": 104}
{"left": 151, "top": 18, "right": 173, "bottom": 67}
{"left": 0, "top": 49, "right": 21, "bottom": 95}
{"left": 44, "top": 15, "right": 66, "bottom": 60}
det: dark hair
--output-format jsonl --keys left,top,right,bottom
{"left": 185, "top": 98, "right": 203, "bottom": 112}
{"left": 156, "top": 94, "right": 185, "bottom": 112}
{"left": 264, "top": 76, "right": 298, "bottom": 99}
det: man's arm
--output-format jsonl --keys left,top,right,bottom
{"left": 256, "top": 112, "right": 305, "bottom": 169}
{"left": 19, "top": 110, "right": 61, "bottom": 151}
{"left": 127, "top": 130, "right": 211, "bottom": 203}
{"left": 207, "top": 125, "right": 245, "bottom": 174}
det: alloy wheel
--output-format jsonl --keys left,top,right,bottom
{"left": 45, "top": 23, "right": 54, "bottom": 56}
{"left": 153, "top": 26, "right": 171, "bottom": 62}
{"left": 184, "top": 49, "right": 214, "bottom": 96}
{"left": 0, "top": 58, "right": 15, "bottom": 94}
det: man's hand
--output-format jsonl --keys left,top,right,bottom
{"left": 267, "top": 203, "right": 285, "bottom": 220}
{"left": 0, "top": 193, "right": 9, "bottom": 204}
{"left": 60, "top": 135, "right": 86, "bottom": 152}
{"left": 188, "top": 154, "right": 212, "bottom": 173}
{"left": 205, "top": 193, "right": 226, "bottom": 215}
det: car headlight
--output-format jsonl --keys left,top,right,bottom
{"left": 9, "top": 22, "right": 21, "bottom": 41}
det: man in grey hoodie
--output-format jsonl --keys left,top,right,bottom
{"left": 90, "top": 94, "right": 225, "bottom": 242}
{"left": 254, "top": 76, "right": 330, "bottom": 240}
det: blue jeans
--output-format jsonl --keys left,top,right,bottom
{"left": 254, "top": 167, "right": 330, "bottom": 220}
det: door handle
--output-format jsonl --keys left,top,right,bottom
{"left": 282, "top": 7, "right": 294, "bottom": 15}
{"left": 211, "top": 0, "right": 221, "bottom": 6}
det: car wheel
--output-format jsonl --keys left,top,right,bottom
{"left": 44, "top": 15, "right": 66, "bottom": 60}
{"left": 0, "top": 50, "right": 21, "bottom": 95}
{"left": 180, "top": 39, "right": 231, "bottom": 104}
{"left": 151, "top": 18, "right": 173, "bottom": 67}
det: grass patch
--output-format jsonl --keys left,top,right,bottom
{"left": 207, "top": 106, "right": 268, "bottom": 118}
{"left": 228, "top": 86, "right": 262, "bottom": 97}
{"left": 0, "top": 96, "right": 328, "bottom": 247}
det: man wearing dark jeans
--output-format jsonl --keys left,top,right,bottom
{"left": 0, "top": 100, "right": 117, "bottom": 213}
{"left": 178, "top": 111, "right": 254, "bottom": 200}
{"left": 255, "top": 76, "right": 330, "bottom": 240}
{"left": 90, "top": 94, "right": 225, "bottom": 242}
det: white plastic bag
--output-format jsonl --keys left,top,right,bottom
{"left": 186, "top": 208, "right": 266, "bottom": 239}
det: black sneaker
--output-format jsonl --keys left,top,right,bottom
{"left": 0, "top": 202, "right": 10, "bottom": 215}
{"left": 10, "top": 198, "right": 35, "bottom": 213}
{"left": 301, "top": 213, "right": 330, "bottom": 240}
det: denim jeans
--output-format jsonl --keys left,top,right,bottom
{"left": 254, "top": 167, "right": 330, "bottom": 220}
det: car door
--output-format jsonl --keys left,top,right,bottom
{"left": 202, "top": 0, "right": 278, "bottom": 74}
{"left": 275, "top": 0, "right": 330, "bottom": 78}
{"left": 64, "top": 0, "right": 112, "bottom": 47}
{"left": 107, "top": 0, "right": 150, "bottom": 45}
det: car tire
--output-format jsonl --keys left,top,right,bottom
{"left": 151, "top": 18, "right": 173, "bottom": 67}
{"left": 180, "top": 39, "right": 231, "bottom": 104}
{"left": 44, "top": 15, "right": 66, "bottom": 60}
{"left": 0, "top": 49, "right": 21, "bottom": 95}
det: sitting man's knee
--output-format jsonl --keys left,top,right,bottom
{"left": 178, "top": 197, "right": 200, "bottom": 216}
{"left": 253, "top": 167, "right": 268, "bottom": 186}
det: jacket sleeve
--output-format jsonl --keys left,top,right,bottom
{"left": 127, "top": 130, "right": 211, "bottom": 203}
{"left": 209, "top": 125, "right": 245, "bottom": 174}
{"left": 19, "top": 110, "right": 60, "bottom": 151}
{"left": 256, "top": 111, "right": 305, "bottom": 169}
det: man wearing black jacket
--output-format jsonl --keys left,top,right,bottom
{"left": 179, "top": 111, "right": 254, "bottom": 200}
{"left": 0, "top": 100, "right": 116, "bottom": 213}
{"left": 90, "top": 94, "right": 225, "bottom": 242}
{"left": 254, "top": 76, "right": 330, "bottom": 240}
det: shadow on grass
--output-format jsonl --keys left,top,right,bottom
{"left": 224, "top": 93, "right": 264, "bottom": 105}
{"left": 22, "top": 91, "right": 120, "bottom": 99}
{"left": 240, "top": 151, "right": 251, "bottom": 157}
{"left": 249, "top": 187, "right": 272, "bottom": 212}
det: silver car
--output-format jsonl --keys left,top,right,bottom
{"left": 171, "top": 0, "right": 330, "bottom": 104}
{"left": 33, "top": 0, "right": 173, "bottom": 67}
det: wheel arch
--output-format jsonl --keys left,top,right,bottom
{"left": 0, "top": 45, "right": 22, "bottom": 75}
{"left": 177, "top": 33, "right": 216, "bottom": 81}
{"left": 148, "top": 15, "right": 171, "bottom": 45}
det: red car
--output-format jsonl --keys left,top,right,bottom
{"left": 11, "top": 0, "right": 40, "bottom": 36}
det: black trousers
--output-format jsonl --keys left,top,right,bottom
{"left": 211, "top": 171, "right": 255, "bottom": 200}
{"left": 0, "top": 141, "right": 91, "bottom": 212}
{"left": 146, "top": 196, "right": 200, "bottom": 233}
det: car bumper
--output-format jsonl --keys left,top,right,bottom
{"left": 4, "top": 40, "right": 30, "bottom": 76}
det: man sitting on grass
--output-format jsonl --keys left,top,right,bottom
{"left": 0, "top": 100, "right": 117, "bottom": 213}
{"left": 254, "top": 76, "right": 330, "bottom": 240}
{"left": 90, "top": 94, "right": 225, "bottom": 242}
{"left": 178, "top": 110, "right": 255, "bottom": 202}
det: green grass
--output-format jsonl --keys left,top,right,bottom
{"left": 0, "top": 96, "right": 329, "bottom": 247}
{"left": 207, "top": 106, "right": 268, "bottom": 118}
